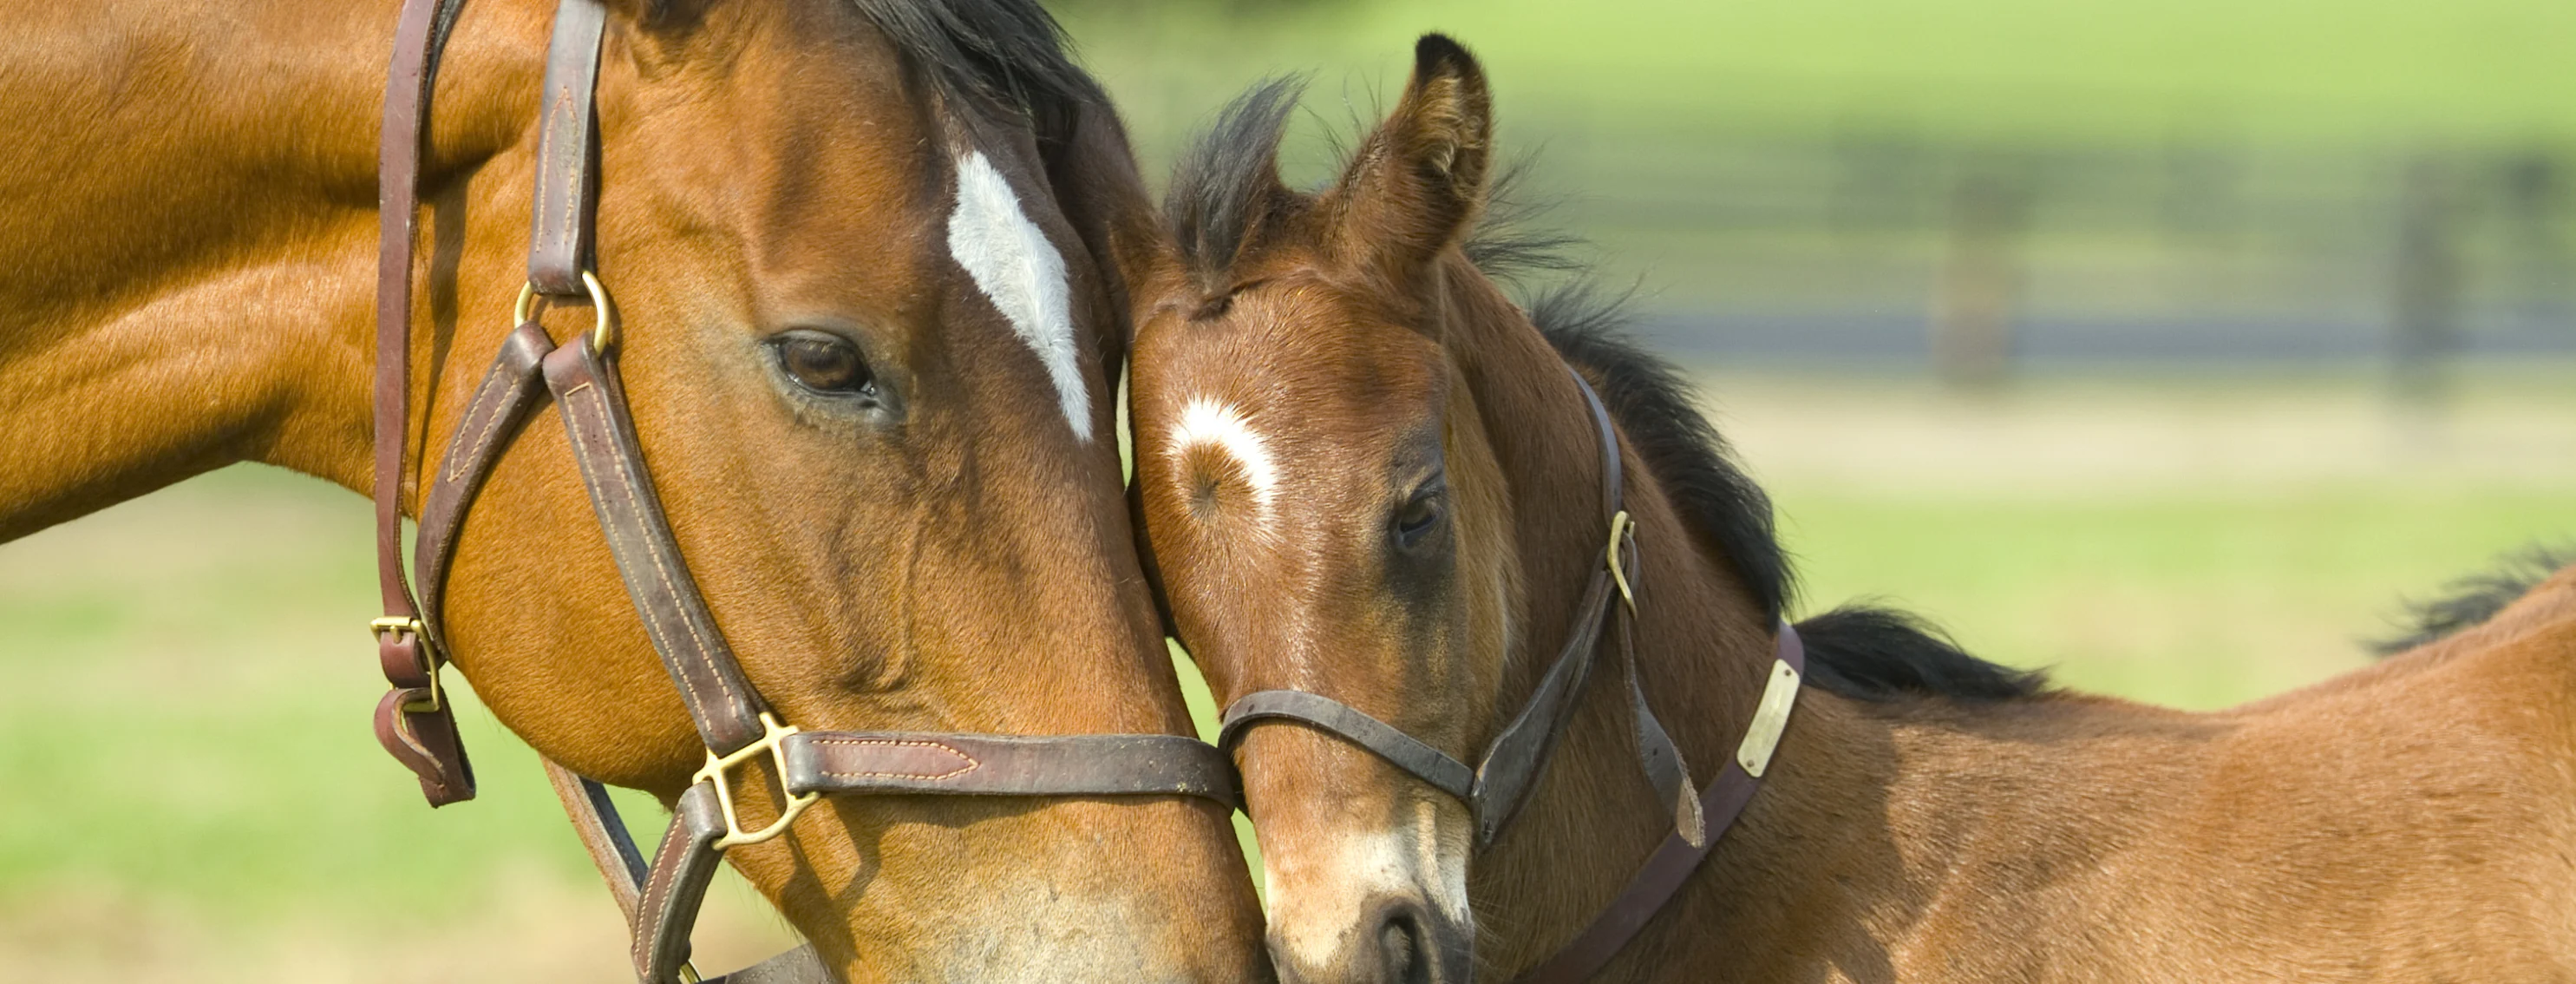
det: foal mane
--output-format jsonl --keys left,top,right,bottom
{"left": 2373, "top": 543, "right": 2576, "bottom": 656}
{"left": 1166, "top": 80, "right": 2049, "bottom": 705}
{"left": 1523, "top": 285, "right": 2047, "bottom": 703}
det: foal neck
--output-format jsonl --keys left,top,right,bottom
{"left": 1435, "top": 259, "right": 1786, "bottom": 970}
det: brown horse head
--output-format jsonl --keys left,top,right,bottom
{"left": 1129, "top": 34, "right": 1825, "bottom": 983}
{"left": 1130, "top": 36, "right": 1520, "bottom": 983}
{"left": 0, "top": 0, "right": 1260, "bottom": 980}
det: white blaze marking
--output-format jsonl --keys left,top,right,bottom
{"left": 947, "top": 150, "right": 1090, "bottom": 441}
{"left": 1167, "top": 398, "right": 1278, "bottom": 518}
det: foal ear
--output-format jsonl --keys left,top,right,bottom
{"left": 1330, "top": 34, "right": 1494, "bottom": 285}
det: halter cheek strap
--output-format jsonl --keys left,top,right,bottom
{"left": 1213, "top": 366, "right": 1808, "bottom": 982}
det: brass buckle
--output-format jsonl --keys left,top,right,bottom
{"left": 1605, "top": 510, "right": 1638, "bottom": 609}
{"left": 369, "top": 617, "right": 446, "bottom": 714}
{"left": 513, "top": 270, "right": 618, "bottom": 353}
{"left": 694, "top": 712, "right": 822, "bottom": 850}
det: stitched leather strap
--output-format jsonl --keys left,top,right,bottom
{"left": 703, "top": 948, "right": 834, "bottom": 984}
{"left": 1467, "top": 369, "right": 1638, "bottom": 844}
{"left": 371, "top": 0, "right": 475, "bottom": 807}
{"left": 1218, "top": 691, "right": 1474, "bottom": 802}
{"left": 418, "top": 321, "right": 557, "bottom": 628}
{"left": 1507, "top": 624, "right": 1806, "bottom": 984}
{"left": 636, "top": 784, "right": 728, "bottom": 983}
{"left": 528, "top": 0, "right": 606, "bottom": 296}
{"left": 786, "top": 731, "right": 1242, "bottom": 806}
{"left": 541, "top": 337, "right": 772, "bottom": 754}
{"left": 543, "top": 758, "right": 651, "bottom": 924}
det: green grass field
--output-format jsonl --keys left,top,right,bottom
{"left": 2, "top": 369, "right": 2569, "bottom": 979}
{"left": 1066, "top": 0, "right": 2576, "bottom": 151}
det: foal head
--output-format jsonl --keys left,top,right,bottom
{"left": 1130, "top": 36, "right": 1543, "bottom": 983}
{"left": 431, "top": 1, "right": 1257, "bottom": 979}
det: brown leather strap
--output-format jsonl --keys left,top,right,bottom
{"left": 543, "top": 758, "right": 651, "bottom": 924}
{"left": 372, "top": 0, "right": 475, "bottom": 807}
{"left": 1218, "top": 691, "right": 1474, "bottom": 802}
{"left": 1618, "top": 594, "right": 1703, "bottom": 847}
{"left": 417, "top": 320, "right": 557, "bottom": 628}
{"left": 1507, "top": 624, "right": 1806, "bottom": 984}
{"left": 636, "top": 783, "right": 728, "bottom": 984}
{"left": 551, "top": 758, "right": 836, "bottom": 984}
{"left": 784, "top": 731, "right": 1242, "bottom": 807}
{"left": 528, "top": 0, "right": 606, "bottom": 296}
{"left": 702, "top": 948, "right": 834, "bottom": 984}
{"left": 541, "top": 337, "right": 772, "bottom": 754}
{"left": 1467, "top": 369, "right": 1634, "bottom": 844}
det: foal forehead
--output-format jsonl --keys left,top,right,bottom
{"left": 1153, "top": 280, "right": 1445, "bottom": 421}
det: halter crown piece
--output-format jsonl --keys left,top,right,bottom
{"left": 372, "top": 2, "right": 1239, "bottom": 981}
{"left": 1214, "top": 365, "right": 1807, "bottom": 983}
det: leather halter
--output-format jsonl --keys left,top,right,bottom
{"left": 370, "top": 3, "right": 1235, "bottom": 981}
{"left": 1213, "top": 367, "right": 1808, "bottom": 983}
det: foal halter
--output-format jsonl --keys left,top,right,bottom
{"left": 369, "top": 3, "right": 1235, "bottom": 981}
{"left": 1213, "top": 367, "right": 1808, "bottom": 984}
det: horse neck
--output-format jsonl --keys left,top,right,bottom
{"left": 0, "top": 0, "right": 543, "bottom": 539}
{"left": 1434, "top": 259, "right": 1788, "bottom": 966}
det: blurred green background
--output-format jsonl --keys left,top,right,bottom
{"left": 3, "top": 1, "right": 2573, "bottom": 980}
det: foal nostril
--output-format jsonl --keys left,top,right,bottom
{"left": 1372, "top": 898, "right": 1466, "bottom": 984}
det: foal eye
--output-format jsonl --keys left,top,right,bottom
{"left": 1391, "top": 486, "right": 1445, "bottom": 548}
{"left": 771, "top": 331, "right": 875, "bottom": 398}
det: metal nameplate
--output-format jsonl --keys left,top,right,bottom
{"left": 1736, "top": 659, "right": 1801, "bottom": 777}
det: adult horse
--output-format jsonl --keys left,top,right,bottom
{"left": 1128, "top": 35, "right": 2576, "bottom": 984}
{"left": 0, "top": 1, "right": 1268, "bottom": 981}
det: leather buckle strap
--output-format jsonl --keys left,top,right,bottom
{"left": 783, "top": 731, "right": 1243, "bottom": 806}
{"left": 613, "top": 730, "right": 1240, "bottom": 984}
{"left": 540, "top": 334, "right": 773, "bottom": 754}
{"left": 528, "top": 0, "right": 606, "bottom": 296}
{"left": 1505, "top": 623, "right": 1805, "bottom": 984}
{"left": 370, "top": 0, "right": 477, "bottom": 808}
{"left": 694, "top": 712, "right": 821, "bottom": 850}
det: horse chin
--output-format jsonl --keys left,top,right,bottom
{"left": 763, "top": 797, "right": 1272, "bottom": 984}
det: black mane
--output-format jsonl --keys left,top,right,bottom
{"left": 1169, "top": 80, "right": 2048, "bottom": 704}
{"left": 849, "top": 0, "right": 1099, "bottom": 135}
{"left": 2372, "top": 544, "right": 2573, "bottom": 656}
{"left": 1524, "top": 285, "right": 2047, "bottom": 703}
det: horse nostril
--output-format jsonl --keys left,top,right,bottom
{"left": 1374, "top": 899, "right": 1460, "bottom": 984}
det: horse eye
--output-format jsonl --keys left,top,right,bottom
{"left": 772, "top": 331, "right": 874, "bottom": 397}
{"left": 1391, "top": 487, "right": 1445, "bottom": 548}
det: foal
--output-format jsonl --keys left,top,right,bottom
{"left": 1131, "top": 35, "right": 2576, "bottom": 984}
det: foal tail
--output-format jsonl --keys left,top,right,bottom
{"left": 2373, "top": 543, "right": 2576, "bottom": 657}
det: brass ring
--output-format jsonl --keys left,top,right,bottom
{"left": 513, "top": 271, "right": 618, "bottom": 352}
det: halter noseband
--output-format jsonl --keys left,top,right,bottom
{"left": 1213, "top": 366, "right": 1808, "bottom": 983}
{"left": 370, "top": 3, "right": 1235, "bottom": 981}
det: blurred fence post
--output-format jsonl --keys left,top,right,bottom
{"left": 2501, "top": 151, "right": 2568, "bottom": 332}
{"left": 2390, "top": 153, "right": 2461, "bottom": 416}
{"left": 1932, "top": 156, "right": 2032, "bottom": 390}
